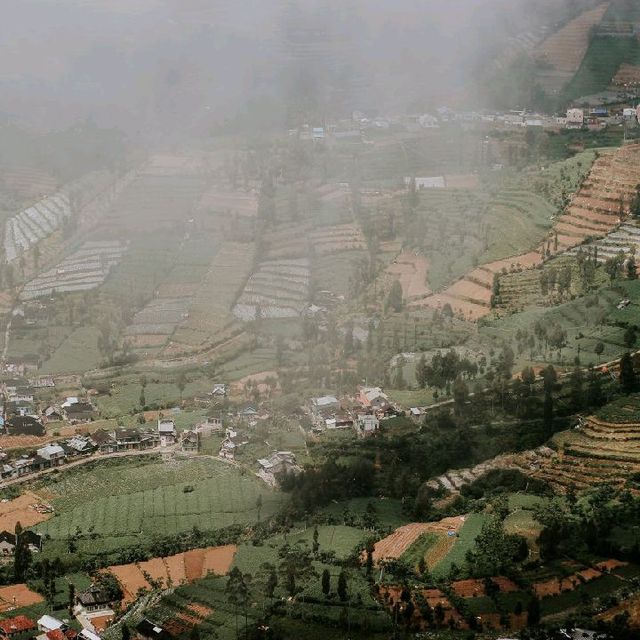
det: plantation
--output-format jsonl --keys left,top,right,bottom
{"left": 33, "top": 458, "right": 284, "bottom": 548}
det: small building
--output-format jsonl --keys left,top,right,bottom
{"left": 181, "top": 430, "right": 199, "bottom": 452}
{"left": 65, "top": 436, "right": 94, "bottom": 456}
{"left": 43, "top": 407, "right": 64, "bottom": 423}
{"left": 76, "top": 584, "right": 113, "bottom": 613}
{"left": 135, "top": 620, "right": 171, "bottom": 640}
{"left": 258, "top": 451, "right": 297, "bottom": 477}
{"left": 89, "top": 429, "right": 118, "bottom": 453}
{"left": 36, "top": 444, "right": 65, "bottom": 466}
{"left": 64, "top": 402, "right": 96, "bottom": 424}
{"left": 355, "top": 413, "right": 379, "bottom": 438}
{"left": 0, "top": 531, "right": 16, "bottom": 555}
{"left": 0, "top": 615, "right": 37, "bottom": 639}
{"left": 36, "top": 617, "right": 63, "bottom": 634}
{"left": 566, "top": 108, "right": 584, "bottom": 128}
{"left": 210, "top": 384, "right": 227, "bottom": 397}
{"left": 194, "top": 417, "right": 222, "bottom": 434}
{"left": 358, "top": 386, "right": 390, "bottom": 411}
{"left": 5, "top": 416, "right": 45, "bottom": 437}
{"left": 157, "top": 419, "right": 177, "bottom": 447}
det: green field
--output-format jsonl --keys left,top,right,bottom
{"left": 432, "top": 513, "right": 489, "bottom": 577}
{"left": 34, "top": 458, "right": 284, "bottom": 546}
{"left": 564, "top": 37, "right": 640, "bottom": 101}
{"left": 40, "top": 325, "right": 102, "bottom": 374}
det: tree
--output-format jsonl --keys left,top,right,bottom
{"left": 452, "top": 376, "right": 469, "bottom": 415}
{"left": 121, "top": 626, "right": 131, "bottom": 640}
{"left": 337, "top": 570, "right": 348, "bottom": 602}
{"left": 312, "top": 526, "right": 319, "bottom": 556}
{"left": 177, "top": 373, "right": 187, "bottom": 401}
{"left": 527, "top": 595, "right": 541, "bottom": 626}
{"left": 225, "top": 567, "right": 249, "bottom": 640}
{"left": 627, "top": 258, "right": 638, "bottom": 280}
{"left": 594, "top": 341, "right": 605, "bottom": 364}
{"left": 625, "top": 326, "right": 638, "bottom": 349}
{"left": 321, "top": 569, "right": 330, "bottom": 597}
{"left": 604, "top": 254, "right": 624, "bottom": 284}
{"left": 569, "top": 366, "right": 584, "bottom": 411}
{"left": 13, "top": 522, "right": 31, "bottom": 581}
{"left": 68, "top": 583, "right": 75, "bottom": 615}
{"left": 587, "top": 368, "right": 603, "bottom": 407}
{"left": 386, "top": 280, "right": 403, "bottom": 313}
{"left": 415, "top": 354, "right": 428, "bottom": 389}
{"left": 278, "top": 544, "right": 317, "bottom": 598}
{"left": 393, "top": 356, "right": 406, "bottom": 390}
{"left": 256, "top": 562, "right": 278, "bottom": 604}
{"left": 620, "top": 352, "right": 637, "bottom": 394}
{"left": 247, "top": 486, "right": 259, "bottom": 519}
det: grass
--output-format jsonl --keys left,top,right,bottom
{"left": 432, "top": 513, "right": 489, "bottom": 578}
{"left": 401, "top": 532, "right": 438, "bottom": 569}
{"left": 40, "top": 325, "right": 102, "bottom": 374}
{"left": 564, "top": 37, "right": 640, "bottom": 102}
{"left": 318, "top": 498, "right": 410, "bottom": 530}
{"left": 33, "top": 458, "right": 284, "bottom": 549}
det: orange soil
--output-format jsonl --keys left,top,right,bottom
{"left": 0, "top": 492, "right": 53, "bottom": 530}
{"left": 386, "top": 253, "right": 430, "bottom": 301}
{"left": 612, "top": 63, "right": 640, "bottom": 87}
{"left": 202, "top": 545, "right": 237, "bottom": 575}
{"left": 451, "top": 579, "right": 485, "bottom": 598}
{"left": 0, "top": 584, "right": 44, "bottom": 611}
{"left": 444, "top": 174, "right": 480, "bottom": 189}
{"left": 533, "top": 565, "right": 604, "bottom": 598}
{"left": 536, "top": 4, "right": 610, "bottom": 73}
{"left": 108, "top": 546, "right": 237, "bottom": 604}
{"left": 371, "top": 516, "right": 465, "bottom": 564}
{"left": 599, "top": 594, "right": 640, "bottom": 627}
{"left": 87, "top": 614, "right": 114, "bottom": 632}
{"left": 163, "top": 554, "right": 187, "bottom": 586}
{"left": 183, "top": 549, "right": 206, "bottom": 583}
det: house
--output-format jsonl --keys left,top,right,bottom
{"left": 36, "top": 617, "right": 63, "bottom": 634}
{"left": 194, "top": 417, "right": 222, "bottom": 434}
{"left": 2, "top": 379, "right": 27, "bottom": 397}
{"left": 64, "top": 402, "right": 96, "bottom": 424}
{"left": 157, "top": 419, "right": 177, "bottom": 447}
{"left": 61, "top": 397, "right": 79, "bottom": 409}
{"left": 5, "top": 416, "right": 45, "bottom": 436}
{"left": 0, "top": 531, "right": 16, "bottom": 555}
{"left": 219, "top": 427, "right": 248, "bottom": 460}
{"left": 311, "top": 396, "right": 339, "bottom": 413}
{"left": 9, "top": 387, "right": 34, "bottom": 404}
{"left": 46, "top": 630, "right": 77, "bottom": 640}
{"left": 358, "top": 387, "right": 390, "bottom": 411}
{"left": 566, "top": 108, "right": 584, "bottom": 128}
{"left": 89, "top": 429, "right": 118, "bottom": 453}
{"left": 36, "top": 444, "right": 65, "bottom": 466}
{"left": 404, "top": 176, "right": 445, "bottom": 190}
{"left": 181, "top": 430, "right": 199, "bottom": 452}
{"left": 355, "top": 413, "right": 379, "bottom": 438}
{"left": 21, "top": 531, "right": 42, "bottom": 552}
{"left": 135, "top": 620, "right": 171, "bottom": 640}
{"left": 113, "top": 428, "right": 146, "bottom": 450}
{"left": 76, "top": 584, "right": 113, "bottom": 612}
{"left": 13, "top": 457, "right": 36, "bottom": 477}
{"left": 0, "top": 615, "right": 37, "bottom": 639}
{"left": 6, "top": 401, "right": 36, "bottom": 418}
{"left": 65, "top": 436, "right": 94, "bottom": 456}
{"left": 257, "top": 451, "right": 298, "bottom": 483}
{"left": 43, "top": 407, "right": 64, "bottom": 423}
{"left": 210, "top": 384, "right": 227, "bottom": 397}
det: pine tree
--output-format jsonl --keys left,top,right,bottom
{"left": 415, "top": 354, "right": 428, "bottom": 389}
{"left": 337, "top": 570, "right": 348, "bottom": 602}
{"left": 321, "top": 569, "right": 330, "bottom": 596}
{"left": 620, "top": 352, "right": 637, "bottom": 394}
{"left": 386, "top": 280, "right": 403, "bottom": 313}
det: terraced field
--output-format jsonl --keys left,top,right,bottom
{"left": 535, "top": 3, "right": 610, "bottom": 93}
{"left": 20, "top": 240, "right": 128, "bottom": 300}
{"left": 97, "top": 155, "right": 208, "bottom": 233}
{"left": 233, "top": 258, "right": 310, "bottom": 320}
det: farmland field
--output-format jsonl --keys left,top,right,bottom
{"left": 431, "top": 513, "right": 489, "bottom": 577}
{"left": 33, "top": 457, "right": 284, "bottom": 546}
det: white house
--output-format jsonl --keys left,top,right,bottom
{"left": 157, "top": 419, "right": 177, "bottom": 447}
{"left": 566, "top": 108, "right": 584, "bottom": 127}
{"left": 37, "top": 615, "right": 64, "bottom": 633}
{"left": 355, "top": 414, "right": 379, "bottom": 438}
{"left": 36, "top": 444, "right": 65, "bottom": 465}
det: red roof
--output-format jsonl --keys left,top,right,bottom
{"left": 0, "top": 616, "right": 37, "bottom": 634}
{"left": 46, "top": 631, "right": 65, "bottom": 640}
